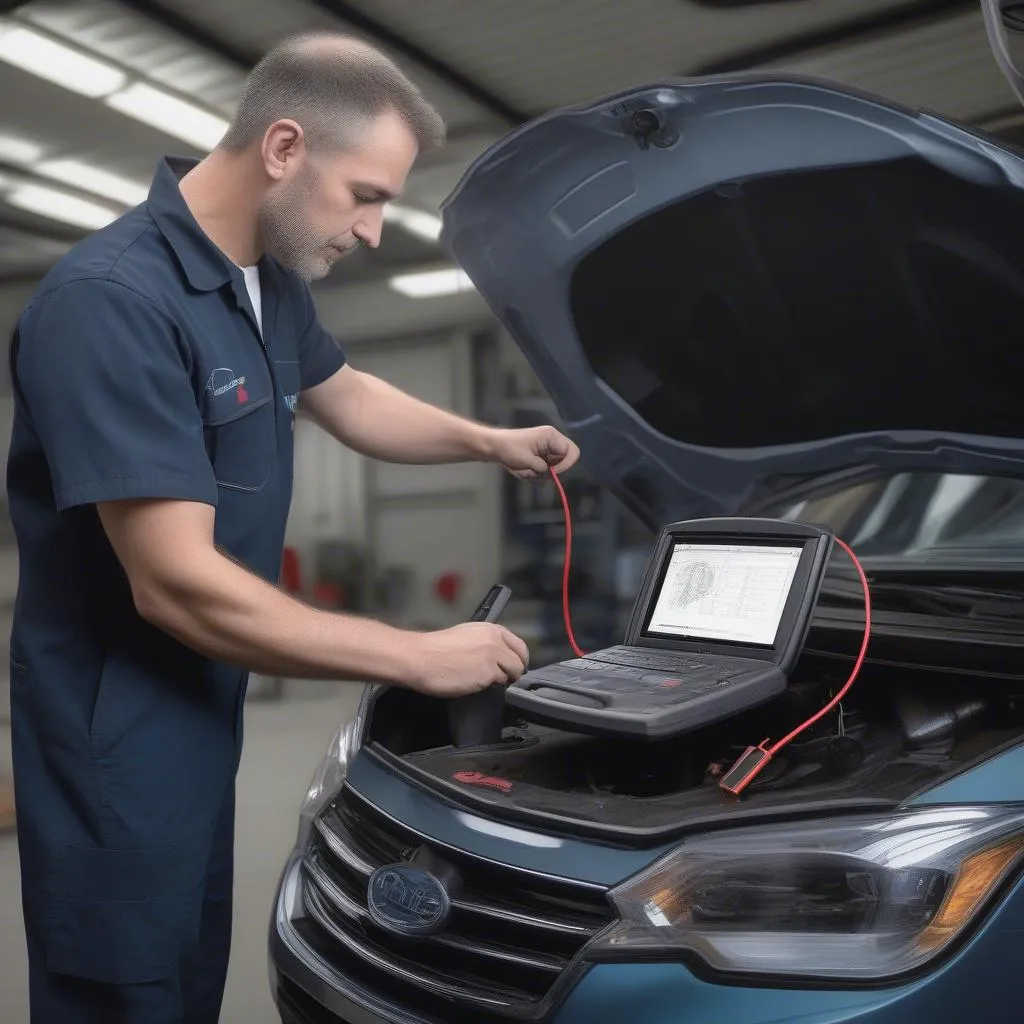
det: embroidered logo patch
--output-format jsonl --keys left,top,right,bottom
{"left": 206, "top": 367, "right": 248, "bottom": 404}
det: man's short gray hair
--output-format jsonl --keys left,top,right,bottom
{"left": 220, "top": 32, "right": 447, "bottom": 155}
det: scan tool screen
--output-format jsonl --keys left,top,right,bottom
{"left": 645, "top": 542, "right": 803, "bottom": 647}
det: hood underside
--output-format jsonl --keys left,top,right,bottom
{"left": 441, "top": 74, "right": 1024, "bottom": 528}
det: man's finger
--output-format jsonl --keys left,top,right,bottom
{"left": 550, "top": 442, "right": 580, "bottom": 473}
{"left": 506, "top": 652, "right": 529, "bottom": 683}
{"left": 540, "top": 432, "right": 569, "bottom": 463}
{"left": 499, "top": 627, "right": 530, "bottom": 670}
{"left": 495, "top": 648, "right": 526, "bottom": 683}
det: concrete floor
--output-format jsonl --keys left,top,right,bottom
{"left": 0, "top": 679, "right": 364, "bottom": 1023}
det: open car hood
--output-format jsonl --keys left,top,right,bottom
{"left": 440, "top": 75, "right": 1024, "bottom": 531}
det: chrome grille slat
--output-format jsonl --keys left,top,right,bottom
{"left": 453, "top": 895, "right": 592, "bottom": 937}
{"left": 303, "top": 884, "right": 519, "bottom": 1012}
{"left": 299, "top": 786, "right": 616, "bottom": 1020}
{"left": 313, "top": 816, "right": 375, "bottom": 877}
{"left": 304, "top": 853, "right": 372, "bottom": 926}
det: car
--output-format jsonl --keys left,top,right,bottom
{"left": 268, "top": 17, "right": 1024, "bottom": 1024}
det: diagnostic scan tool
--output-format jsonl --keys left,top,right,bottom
{"left": 506, "top": 518, "right": 834, "bottom": 740}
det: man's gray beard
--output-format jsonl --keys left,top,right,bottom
{"left": 259, "top": 182, "right": 331, "bottom": 282}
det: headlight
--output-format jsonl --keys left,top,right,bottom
{"left": 588, "top": 806, "right": 1024, "bottom": 982}
{"left": 295, "top": 684, "right": 380, "bottom": 848}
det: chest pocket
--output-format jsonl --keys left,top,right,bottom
{"left": 201, "top": 364, "right": 275, "bottom": 492}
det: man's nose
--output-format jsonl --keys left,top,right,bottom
{"left": 353, "top": 208, "right": 384, "bottom": 249}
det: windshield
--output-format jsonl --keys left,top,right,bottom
{"left": 759, "top": 472, "right": 1024, "bottom": 563}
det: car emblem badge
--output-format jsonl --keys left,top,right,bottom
{"left": 366, "top": 864, "right": 452, "bottom": 936}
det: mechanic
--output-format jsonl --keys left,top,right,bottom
{"left": 6, "top": 32, "right": 579, "bottom": 1024}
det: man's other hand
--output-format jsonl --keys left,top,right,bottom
{"left": 409, "top": 622, "right": 530, "bottom": 697}
{"left": 489, "top": 425, "right": 580, "bottom": 479}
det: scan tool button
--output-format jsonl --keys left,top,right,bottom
{"left": 642, "top": 674, "right": 679, "bottom": 686}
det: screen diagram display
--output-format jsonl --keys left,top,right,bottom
{"left": 645, "top": 542, "right": 803, "bottom": 646}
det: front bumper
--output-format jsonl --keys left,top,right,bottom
{"left": 270, "top": 846, "right": 1024, "bottom": 1024}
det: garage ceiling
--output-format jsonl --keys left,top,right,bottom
{"left": 0, "top": 0, "right": 1019, "bottom": 290}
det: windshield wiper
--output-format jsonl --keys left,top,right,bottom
{"left": 818, "top": 578, "right": 1024, "bottom": 621}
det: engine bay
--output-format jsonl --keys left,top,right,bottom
{"left": 364, "top": 648, "right": 1024, "bottom": 838}
{"left": 364, "top": 507, "right": 1024, "bottom": 840}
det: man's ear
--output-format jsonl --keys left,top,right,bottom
{"left": 262, "top": 120, "right": 306, "bottom": 182}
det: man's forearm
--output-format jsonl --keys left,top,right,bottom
{"left": 303, "top": 368, "right": 498, "bottom": 464}
{"left": 136, "top": 547, "right": 419, "bottom": 685}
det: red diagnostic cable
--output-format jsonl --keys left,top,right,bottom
{"left": 550, "top": 467, "right": 586, "bottom": 658}
{"left": 719, "top": 536, "right": 872, "bottom": 795}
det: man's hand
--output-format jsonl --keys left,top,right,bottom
{"left": 488, "top": 425, "right": 580, "bottom": 480}
{"left": 408, "top": 622, "right": 530, "bottom": 697}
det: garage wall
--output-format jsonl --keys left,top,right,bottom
{"left": 347, "top": 332, "right": 503, "bottom": 630}
{"left": 0, "top": 282, "right": 35, "bottom": 399}
{"left": 285, "top": 409, "right": 367, "bottom": 574}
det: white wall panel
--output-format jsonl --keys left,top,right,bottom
{"left": 372, "top": 494, "right": 500, "bottom": 629}
{"left": 353, "top": 334, "right": 483, "bottom": 498}
{"left": 286, "top": 413, "right": 367, "bottom": 570}
{"left": 353, "top": 333, "right": 502, "bottom": 628}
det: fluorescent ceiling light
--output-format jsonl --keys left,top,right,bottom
{"left": 6, "top": 182, "right": 118, "bottom": 230}
{"left": 106, "top": 82, "right": 228, "bottom": 151}
{"left": 0, "top": 133, "right": 45, "bottom": 166}
{"left": 389, "top": 268, "right": 474, "bottom": 298}
{"left": 0, "top": 22, "right": 126, "bottom": 98}
{"left": 383, "top": 204, "right": 443, "bottom": 243}
{"left": 37, "top": 159, "right": 148, "bottom": 207}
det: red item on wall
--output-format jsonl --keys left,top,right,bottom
{"left": 313, "top": 582, "right": 344, "bottom": 608}
{"left": 435, "top": 572, "right": 463, "bottom": 605}
{"left": 281, "top": 546, "right": 303, "bottom": 594}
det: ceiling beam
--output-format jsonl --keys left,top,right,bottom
{"left": 0, "top": 268, "right": 66, "bottom": 286}
{"left": 305, "top": 0, "right": 528, "bottom": 125}
{"left": 0, "top": 160, "right": 120, "bottom": 245}
{"left": 114, "top": 0, "right": 258, "bottom": 70}
{"left": 0, "top": 207, "right": 86, "bottom": 247}
{"left": 695, "top": 0, "right": 977, "bottom": 74}
{"left": 688, "top": 0, "right": 814, "bottom": 6}
{"left": 117, "top": 0, "right": 527, "bottom": 129}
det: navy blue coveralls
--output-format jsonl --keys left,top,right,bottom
{"left": 6, "top": 156, "right": 346, "bottom": 1023}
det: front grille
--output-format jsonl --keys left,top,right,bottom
{"left": 276, "top": 977, "right": 339, "bottom": 1024}
{"left": 298, "top": 784, "right": 614, "bottom": 1022}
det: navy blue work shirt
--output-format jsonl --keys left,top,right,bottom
{"left": 5, "top": 156, "right": 345, "bottom": 974}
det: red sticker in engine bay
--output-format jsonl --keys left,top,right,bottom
{"left": 452, "top": 771, "right": 514, "bottom": 794}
